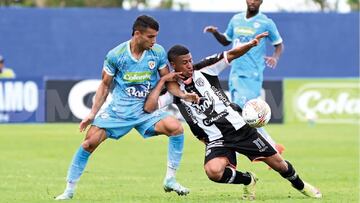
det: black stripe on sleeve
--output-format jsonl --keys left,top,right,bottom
{"left": 193, "top": 53, "right": 224, "bottom": 70}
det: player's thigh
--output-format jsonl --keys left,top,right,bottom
{"left": 82, "top": 125, "right": 107, "bottom": 152}
{"left": 92, "top": 110, "right": 134, "bottom": 140}
{"left": 204, "top": 147, "right": 237, "bottom": 169}
{"left": 135, "top": 111, "right": 174, "bottom": 138}
{"left": 154, "top": 116, "right": 183, "bottom": 136}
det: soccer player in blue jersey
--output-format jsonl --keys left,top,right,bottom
{"left": 55, "top": 15, "right": 198, "bottom": 200}
{"left": 204, "top": 0, "right": 285, "bottom": 154}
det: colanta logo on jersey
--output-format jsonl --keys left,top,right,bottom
{"left": 123, "top": 71, "right": 151, "bottom": 82}
{"left": 125, "top": 82, "right": 151, "bottom": 98}
{"left": 234, "top": 27, "right": 255, "bottom": 36}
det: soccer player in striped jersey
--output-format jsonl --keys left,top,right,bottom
{"left": 144, "top": 32, "right": 322, "bottom": 200}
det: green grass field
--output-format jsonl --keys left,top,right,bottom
{"left": 0, "top": 123, "right": 358, "bottom": 203}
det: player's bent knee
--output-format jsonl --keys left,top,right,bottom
{"left": 171, "top": 123, "right": 183, "bottom": 135}
{"left": 81, "top": 126, "right": 106, "bottom": 152}
{"left": 204, "top": 163, "right": 224, "bottom": 181}
{"left": 156, "top": 116, "right": 184, "bottom": 136}
{"left": 81, "top": 140, "right": 92, "bottom": 152}
{"left": 166, "top": 118, "right": 183, "bottom": 135}
{"left": 205, "top": 170, "right": 223, "bottom": 182}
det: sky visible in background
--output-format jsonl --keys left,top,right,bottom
{"left": 147, "top": 0, "right": 351, "bottom": 12}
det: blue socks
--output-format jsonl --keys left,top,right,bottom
{"left": 65, "top": 136, "right": 183, "bottom": 184}
{"left": 66, "top": 146, "right": 91, "bottom": 183}
{"left": 167, "top": 134, "right": 184, "bottom": 170}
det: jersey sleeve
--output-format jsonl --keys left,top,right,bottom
{"left": 195, "top": 52, "right": 230, "bottom": 76}
{"left": 103, "top": 51, "right": 117, "bottom": 76}
{"left": 157, "top": 45, "right": 168, "bottom": 70}
{"left": 223, "top": 16, "right": 235, "bottom": 42}
{"left": 267, "top": 19, "right": 283, "bottom": 45}
{"left": 158, "top": 91, "right": 174, "bottom": 109}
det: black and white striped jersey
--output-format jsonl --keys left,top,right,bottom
{"left": 158, "top": 52, "right": 247, "bottom": 143}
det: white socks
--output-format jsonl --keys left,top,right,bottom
{"left": 65, "top": 181, "right": 76, "bottom": 193}
{"left": 165, "top": 166, "right": 177, "bottom": 180}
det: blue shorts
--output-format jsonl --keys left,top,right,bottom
{"left": 92, "top": 109, "right": 170, "bottom": 140}
{"left": 229, "top": 76, "right": 262, "bottom": 108}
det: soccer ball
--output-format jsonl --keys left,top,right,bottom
{"left": 242, "top": 98, "right": 271, "bottom": 128}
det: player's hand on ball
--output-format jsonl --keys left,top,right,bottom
{"left": 79, "top": 113, "right": 95, "bottom": 132}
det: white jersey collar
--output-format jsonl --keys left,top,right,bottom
{"left": 127, "top": 40, "right": 147, "bottom": 63}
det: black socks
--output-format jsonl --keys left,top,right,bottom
{"left": 215, "top": 166, "right": 252, "bottom": 185}
{"left": 280, "top": 160, "right": 305, "bottom": 190}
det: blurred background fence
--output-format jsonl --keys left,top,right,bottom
{"left": 0, "top": 8, "right": 358, "bottom": 123}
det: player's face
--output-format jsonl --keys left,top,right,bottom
{"left": 171, "top": 53, "right": 193, "bottom": 78}
{"left": 246, "top": 0, "right": 262, "bottom": 12}
{"left": 135, "top": 28, "right": 158, "bottom": 50}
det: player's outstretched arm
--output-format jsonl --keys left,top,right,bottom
{"left": 226, "top": 32, "right": 268, "bottom": 63}
{"left": 79, "top": 70, "right": 113, "bottom": 132}
{"left": 203, "top": 26, "right": 231, "bottom": 46}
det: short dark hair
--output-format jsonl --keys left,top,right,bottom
{"left": 167, "top": 45, "right": 190, "bottom": 62}
{"left": 132, "top": 15, "right": 159, "bottom": 36}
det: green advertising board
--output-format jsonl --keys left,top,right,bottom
{"left": 285, "top": 79, "right": 359, "bottom": 124}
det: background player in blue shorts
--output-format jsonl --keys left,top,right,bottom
{"left": 55, "top": 15, "right": 198, "bottom": 200}
{"left": 204, "top": 0, "right": 285, "bottom": 154}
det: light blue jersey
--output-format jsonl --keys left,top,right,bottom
{"left": 93, "top": 40, "right": 169, "bottom": 139}
{"left": 103, "top": 40, "right": 167, "bottom": 119}
{"left": 224, "top": 12, "right": 282, "bottom": 107}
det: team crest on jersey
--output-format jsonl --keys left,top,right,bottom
{"left": 195, "top": 78, "right": 205, "bottom": 86}
{"left": 148, "top": 60, "right": 156, "bottom": 70}
{"left": 253, "top": 22, "right": 261, "bottom": 29}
